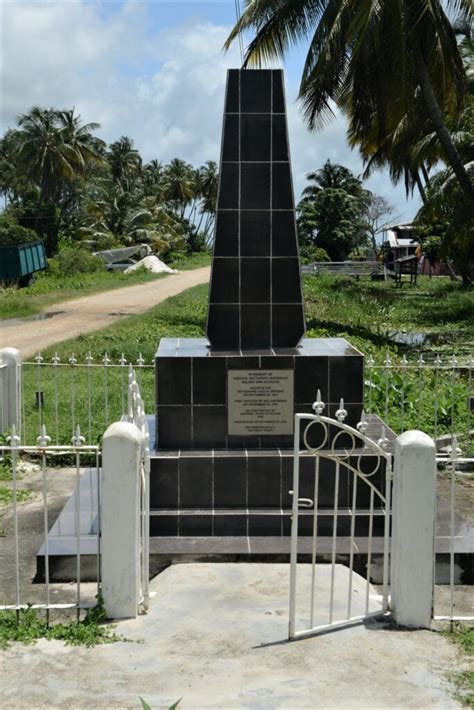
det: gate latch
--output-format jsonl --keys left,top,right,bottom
{"left": 289, "top": 491, "right": 314, "bottom": 508}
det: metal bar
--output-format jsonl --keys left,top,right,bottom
{"left": 291, "top": 610, "right": 386, "bottom": 640}
{"left": 365, "top": 488, "right": 374, "bottom": 615}
{"left": 96, "top": 450, "right": 101, "bottom": 597}
{"left": 86, "top": 353, "right": 93, "bottom": 445}
{"left": 74, "top": 440, "right": 82, "bottom": 619}
{"left": 450, "top": 454, "right": 456, "bottom": 623}
{"left": 347, "top": 475, "right": 357, "bottom": 619}
{"left": 329, "top": 462, "right": 340, "bottom": 624}
{"left": 41, "top": 450, "right": 50, "bottom": 616}
{"left": 382, "top": 458, "right": 392, "bottom": 613}
{"left": 309, "top": 456, "right": 320, "bottom": 628}
{"left": 288, "top": 415, "right": 301, "bottom": 640}
{"left": 53, "top": 354, "right": 60, "bottom": 444}
{"left": 11, "top": 435, "right": 21, "bottom": 609}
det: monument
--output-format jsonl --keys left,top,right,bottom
{"left": 151, "top": 69, "right": 369, "bottom": 548}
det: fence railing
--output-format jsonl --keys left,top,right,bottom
{"left": 0, "top": 426, "right": 101, "bottom": 616}
{"left": 18, "top": 352, "right": 154, "bottom": 445}
{"left": 0, "top": 363, "right": 150, "bottom": 620}
{"left": 365, "top": 353, "right": 473, "bottom": 454}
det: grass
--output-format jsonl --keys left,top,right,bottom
{"left": 0, "top": 251, "right": 211, "bottom": 320}
{"left": 444, "top": 624, "right": 474, "bottom": 706}
{"left": 17, "top": 274, "right": 473, "bottom": 446}
{"left": 0, "top": 599, "right": 124, "bottom": 649}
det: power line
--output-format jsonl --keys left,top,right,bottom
{"left": 234, "top": 0, "right": 244, "bottom": 66}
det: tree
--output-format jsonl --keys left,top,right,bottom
{"left": 364, "top": 194, "right": 395, "bottom": 254}
{"left": 163, "top": 158, "right": 196, "bottom": 218}
{"left": 298, "top": 187, "right": 367, "bottom": 261}
{"left": 107, "top": 136, "right": 142, "bottom": 187}
{"left": 225, "top": 0, "right": 474, "bottom": 202}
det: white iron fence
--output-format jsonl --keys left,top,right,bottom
{"left": 365, "top": 353, "right": 473, "bottom": 453}
{"left": 289, "top": 399, "right": 392, "bottom": 639}
{"left": 16, "top": 351, "right": 154, "bottom": 445}
{"left": 0, "top": 365, "right": 149, "bottom": 621}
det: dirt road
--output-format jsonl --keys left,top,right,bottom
{"left": 0, "top": 266, "right": 210, "bottom": 357}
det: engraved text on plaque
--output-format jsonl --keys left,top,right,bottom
{"left": 228, "top": 370, "right": 294, "bottom": 436}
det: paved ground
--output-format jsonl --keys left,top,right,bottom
{"left": 0, "top": 266, "right": 210, "bottom": 357}
{"left": 1, "top": 563, "right": 466, "bottom": 709}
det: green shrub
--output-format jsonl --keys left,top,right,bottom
{"left": 55, "top": 247, "right": 104, "bottom": 276}
{"left": 0, "top": 215, "right": 39, "bottom": 246}
{"left": 299, "top": 245, "right": 331, "bottom": 264}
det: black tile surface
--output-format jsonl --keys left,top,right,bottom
{"left": 179, "top": 457, "right": 212, "bottom": 508}
{"left": 150, "top": 515, "right": 178, "bottom": 536}
{"left": 241, "top": 163, "right": 270, "bottom": 209}
{"left": 240, "top": 211, "right": 270, "bottom": 256}
{"left": 272, "top": 258, "right": 301, "bottom": 303}
{"left": 193, "top": 406, "right": 227, "bottom": 448}
{"left": 156, "top": 358, "right": 191, "bottom": 405}
{"left": 295, "top": 356, "right": 328, "bottom": 403}
{"left": 272, "top": 70, "right": 285, "bottom": 113}
{"left": 218, "top": 163, "right": 239, "bottom": 209}
{"left": 271, "top": 211, "right": 298, "bottom": 256}
{"left": 193, "top": 358, "right": 227, "bottom": 405}
{"left": 208, "top": 68, "right": 304, "bottom": 349}
{"left": 214, "top": 456, "right": 247, "bottom": 507}
{"left": 272, "top": 115, "right": 289, "bottom": 161}
{"left": 241, "top": 305, "right": 271, "bottom": 350}
{"left": 329, "top": 357, "right": 364, "bottom": 402}
{"left": 241, "top": 258, "right": 270, "bottom": 303}
{"left": 241, "top": 114, "right": 271, "bottom": 161}
{"left": 248, "top": 456, "right": 281, "bottom": 507}
{"left": 179, "top": 515, "right": 213, "bottom": 536}
{"left": 272, "top": 305, "right": 305, "bottom": 347}
{"left": 207, "top": 305, "right": 239, "bottom": 350}
{"left": 240, "top": 70, "right": 271, "bottom": 113}
{"left": 272, "top": 163, "right": 293, "bottom": 209}
{"left": 150, "top": 457, "right": 178, "bottom": 509}
{"left": 213, "top": 211, "right": 239, "bottom": 257}
{"left": 222, "top": 114, "right": 239, "bottom": 161}
{"left": 157, "top": 406, "right": 191, "bottom": 449}
{"left": 209, "top": 258, "right": 239, "bottom": 304}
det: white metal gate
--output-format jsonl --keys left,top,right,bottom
{"left": 289, "top": 398, "right": 392, "bottom": 640}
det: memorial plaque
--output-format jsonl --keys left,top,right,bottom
{"left": 228, "top": 370, "right": 294, "bottom": 436}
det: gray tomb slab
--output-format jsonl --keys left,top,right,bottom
{"left": 207, "top": 69, "right": 305, "bottom": 350}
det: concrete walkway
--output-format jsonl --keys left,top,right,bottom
{"left": 1, "top": 563, "right": 462, "bottom": 709}
{"left": 0, "top": 266, "right": 210, "bottom": 357}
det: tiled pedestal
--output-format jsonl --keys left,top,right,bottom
{"left": 155, "top": 337, "right": 364, "bottom": 450}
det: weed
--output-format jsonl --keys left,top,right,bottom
{"left": 0, "top": 597, "right": 124, "bottom": 649}
{"left": 444, "top": 624, "right": 474, "bottom": 706}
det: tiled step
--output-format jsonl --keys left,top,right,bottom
{"left": 149, "top": 507, "right": 387, "bottom": 537}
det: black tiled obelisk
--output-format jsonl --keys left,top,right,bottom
{"left": 207, "top": 69, "right": 305, "bottom": 350}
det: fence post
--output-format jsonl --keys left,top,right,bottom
{"left": 101, "top": 420, "right": 142, "bottom": 619}
{"left": 0, "top": 347, "right": 22, "bottom": 435}
{"left": 391, "top": 430, "right": 436, "bottom": 628}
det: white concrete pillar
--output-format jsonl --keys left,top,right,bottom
{"left": 101, "top": 421, "right": 143, "bottom": 619}
{"left": 391, "top": 430, "right": 436, "bottom": 628}
{"left": 0, "top": 348, "right": 22, "bottom": 435}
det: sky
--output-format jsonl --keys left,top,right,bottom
{"left": 1, "top": 0, "right": 421, "bottom": 222}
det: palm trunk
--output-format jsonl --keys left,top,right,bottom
{"left": 414, "top": 46, "right": 474, "bottom": 202}
{"left": 421, "top": 163, "right": 431, "bottom": 190}
{"left": 413, "top": 171, "right": 428, "bottom": 205}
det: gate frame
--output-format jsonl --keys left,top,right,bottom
{"left": 289, "top": 400, "right": 392, "bottom": 640}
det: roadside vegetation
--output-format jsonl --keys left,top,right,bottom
{"left": 18, "top": 275, "right": 473, "bottom": 447}
{"left": 0, "top": 250, "right": 210, "bottom": 320}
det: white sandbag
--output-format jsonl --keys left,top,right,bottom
{"left": 125, "top": 255, "right": 178, "bottom": 274}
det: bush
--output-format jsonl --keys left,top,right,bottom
{"left": 55, "top": 246, "right": 104, "bottom": 276}
{"left": 299, "top": 245, "right": 331, "bottom": 264}
{"left": 0, "top": 215, "right": 39, "bottom": 246}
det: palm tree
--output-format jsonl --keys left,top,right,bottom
{"left": 302, "top": 160, "right": 364, "bottom": 199}
{"left": 107, "top": 136, "right": 142, "bottom": 186}
{"left": 196, "top": 160, "right": 219, "bottom": 241}
{"left": 57, "top": 108, "right": 105, "bottom": 177}
{"left": 225, "top": 0, "right": 473, "bottom": 202}
{"left": 163, "top": 158, "right": 196, "bottom": 218}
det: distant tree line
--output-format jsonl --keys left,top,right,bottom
{"left": 0, "top": 107, "right": 218, "bottom": 260}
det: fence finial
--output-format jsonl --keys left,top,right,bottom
{"left": 37, "top": 423, "right": 51, "bottom": 447}
{"left": 357, "top": 410, "right": 368, "bottom": 434}
{"left": 335, "top": 398, "right": 347, "bottom": 422}
{"left": 312, "top": 389, "right": 325, "bottom": 415}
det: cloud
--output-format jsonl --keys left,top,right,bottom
{"left": 1, "top": 1, "right": 420, "bottom": 220}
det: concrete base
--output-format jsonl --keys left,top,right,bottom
{"left": 3, "top": 564, "right": 463, "bottom": 708}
